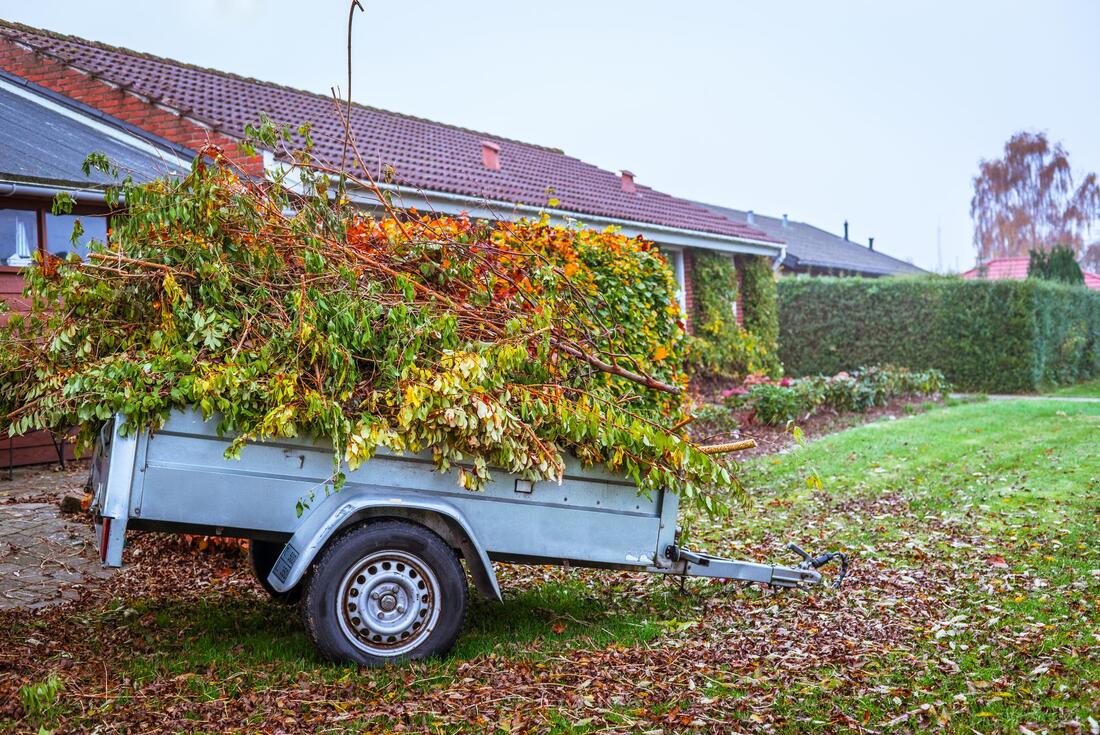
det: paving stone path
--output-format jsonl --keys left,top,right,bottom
{"left": 0, "top": 461, "right": 113, "bottom": 610}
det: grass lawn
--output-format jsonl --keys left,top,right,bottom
{"left": 4, "top": 399, "right": 1099, "bottom": 733}
{"left": 1048, "top": 377, "right": 1100, "bottom": 398}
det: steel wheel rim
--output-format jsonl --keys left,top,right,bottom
{"left": 336, "top": 549, "right": 441, "bottom": 657}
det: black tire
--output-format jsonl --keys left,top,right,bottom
{"left": 301, "top": 520, "right": 468, "bottom": 666}
{"left": 249, "top": 539, "right": 302, "bottom": 605}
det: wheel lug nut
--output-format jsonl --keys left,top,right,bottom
{"left": 371, "top": 591, "right": 380, "bottom": 599}
{"left": 396, "top": 605, "right": 405, "bottom": 613}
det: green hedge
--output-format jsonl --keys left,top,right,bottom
{"left": 777, "top": 276, "right": 1100, "bottom": 392}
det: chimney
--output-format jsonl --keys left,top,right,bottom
{"left": 782, "top": 214, "right": 789, "bottom": 228}
{"left": 843, "top": 220, "right": 849, "bottom": 241}
{"left": 620, "top": 170, "right": 636, "bottom": 194}
{"left": 868, "top": 237, "right": 875, "bottom": 250}
{"left": 747, "top": 210, "right": 755, "bottom": 225}
{"left": 481, "top": 140, "right": 501, "bottom": 170}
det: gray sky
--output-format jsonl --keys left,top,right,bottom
{"left": 2, "top": 0, "right": 1098, "bottom": 271}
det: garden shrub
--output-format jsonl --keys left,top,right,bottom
{"left": 746, "top": 382, "right": 817, "bottom": 425}
{"left": 737, "top": 255, "right": 781, "bottom": 376}
{"left": 777, "top": 276, "right": 1100, "bottom": 392}
{"left": 730, "top": 366, "right": 949, "bottom": 426}
{"left": 686, "top": 252, "right": 779, "bottom": 379}
{"left": 1029, "top": 246, "right": 1085, "bottom": 286}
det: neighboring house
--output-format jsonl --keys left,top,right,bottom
{"left": 0, "top": 69, "right": 190, "bottom": 467}
{"left": 0, "top": 20, "right": 785, "bottom": 323}
{"left": 695, "top": 203, "right": 925, "bottom": 277}
{"left": 961, "top": 256, "right": 1100, "bottom": 291}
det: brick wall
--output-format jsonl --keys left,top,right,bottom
{"left": 1, "top": 266, "right": 76, "bottom": 467}
{"left": 0, "top": 36, "right": 263, "bottom": 176}
{"left": 682, "top": 249, "right": 695, "bottom": 334}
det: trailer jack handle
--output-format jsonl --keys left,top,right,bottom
{"left": 787, "top": 543, "right": 848, "bottom": 588}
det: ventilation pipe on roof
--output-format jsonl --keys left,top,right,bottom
{"left": 746, "top": 210, "right": 755, "bottom": 225}
{"left": 620, "top": 170, "right": 636, "bottom": 194}
{"left": 868, "top": 237, "right": 875, "bottom": 251}
{"left": 843, "top": 220, "right": 849, "bottom": 241}
{"left": 782, "top": 214, "right": 789, "bottom": 228}
{"left": 481, "top": 140, "right": 501, "bottom": 170}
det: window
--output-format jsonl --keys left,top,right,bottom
{"left": 46, "top": 214, "right": 108, "bottom": 260}
{"left": 0, "top": 202, "right": 109, "bottom": 267}
{"left": 0, "top": 208, "right": 39, "bottom": 266}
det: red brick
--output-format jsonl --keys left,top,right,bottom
{"left": 682, "top": 250, "right": 695, "bottom": 334}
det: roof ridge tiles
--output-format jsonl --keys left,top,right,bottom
{"left": 0, "top": 19, "right": 782, "bottom": 245}
{"left": 0, "top": 19, "right": 567, "bottom": 155}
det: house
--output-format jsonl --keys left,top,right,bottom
{"left": 695, "top": 203, "right": 925, "bottom": 277}
{"left": 0, "top": 20, "right": 786, "bottom": 316}
{"left": 0, "top": 20, "right": 790, "bottom": 466}
{"left": 961, "top": 256, "right": 1100, "bottom": 290}
{"left": 0, "top": 69, "right": 191, "bottom": 467}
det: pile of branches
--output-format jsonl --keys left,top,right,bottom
{"left": 0, "top": 135, "right": 740, "bottom": 515}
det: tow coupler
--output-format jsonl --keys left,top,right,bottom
{"left": 657, "top": 543, "right": 848, "bottom": 589}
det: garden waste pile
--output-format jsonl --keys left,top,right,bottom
{"left": 0, "top": 147, "right": 739, "bottom": 515}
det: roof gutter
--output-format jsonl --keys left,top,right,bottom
{"left": 339, "top": 180, "right": 784, "bottom": 257}
{"left": 0, "top": 180, "right": 108, "bottom": 202}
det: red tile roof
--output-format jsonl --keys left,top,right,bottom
{"left": 961, "top": 256, "right": 1100, "bottom": 291}
{"left": 960, "top": 257, "right": 1030, "bottom": 281}
{"left": 0, "top": 21, "right": 780, "bottom": 246}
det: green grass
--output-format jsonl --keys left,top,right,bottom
{"left": 5, "top": 398, "right": 1099, "bottom": 733}
{"left": 710, "top": 399, "right": 1100, "bottom": 732}
{"left": 1048, "top": 377, "right": 1100, "bottom": 397}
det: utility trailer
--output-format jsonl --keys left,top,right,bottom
{"left": 90, "top": 408, "right": 844, "bottom": 666}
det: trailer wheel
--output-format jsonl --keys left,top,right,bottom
{"left": 301, "top": 520, "right": 468, "bottom": 666}
{"left": 249, "top": 540, "right": 302, "bottom": 604}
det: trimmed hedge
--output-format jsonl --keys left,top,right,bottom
{"left": 777, "top": 276, "right": 1100, "bottom": 393}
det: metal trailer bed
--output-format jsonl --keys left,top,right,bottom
{"left": 90, "top": 408, "right": 843, "bottom": 665}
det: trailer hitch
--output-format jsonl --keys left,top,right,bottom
{"left": 658, "top": 544, "right": 829, "bottom": 589}
{"left": 787, "top": 543, "right": 848, "bottom": 588}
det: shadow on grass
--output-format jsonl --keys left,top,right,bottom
{"left": 115, "top": 578, "right": 681, "bottom": 682}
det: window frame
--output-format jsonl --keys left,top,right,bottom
{"left": 0, "top": 196, "right": 110, "bottom": 272}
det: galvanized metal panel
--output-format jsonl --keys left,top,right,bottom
{"left": 133, "top": 409, "right": 667, "bottom": 567}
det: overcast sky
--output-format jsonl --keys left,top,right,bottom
{"left": 2, "top": 0, "right": 1098, "bottom": 271}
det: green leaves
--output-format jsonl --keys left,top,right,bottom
{"left": 687, "top": 252, "right": 780, "bottom": 379}
{"left": 51, "top": 192, "right": 75, "bottom": 215}
{"left": 0, "top": 151, "right": 743, "bottom": 516}
{"left": 777, "top": 276, "right": 1100, "bottom": 392}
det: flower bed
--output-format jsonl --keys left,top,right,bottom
{"left": 714, "top": 366, "right": 950, "bottom": 427}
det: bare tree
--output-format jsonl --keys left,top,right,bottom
{"left": 970, "top": 131, "right": 1100, "bottom": 261}
{"left": 1083, "top": 241, "right": 1100, "bottom": 274}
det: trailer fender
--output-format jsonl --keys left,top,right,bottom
{"left": 266, "top": 489, "right": 502, "bottom": 601}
